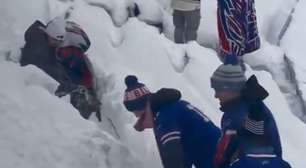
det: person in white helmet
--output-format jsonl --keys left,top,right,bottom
{"left": 20, "top": 17, "right": 101, "bottom": 121}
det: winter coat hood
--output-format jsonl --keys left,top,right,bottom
{"left": 150, "top": 88, "right": 181, "bottom": 113}
{"left": 220, "top": 75, "right": 269, "bottom": 112}
{"left": 241, "top": 75, "right": 269, "bottom": 103}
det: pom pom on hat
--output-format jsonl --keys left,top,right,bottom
{"left": 125, "top": 75, "right": 138, "bottom": 88}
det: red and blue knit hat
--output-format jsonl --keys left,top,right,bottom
{"left": 123, "top": 75, "right": 151, "bottom": 112}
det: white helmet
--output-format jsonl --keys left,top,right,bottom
{"left": 45, "top": 17, "right": 66, "bottom": 42}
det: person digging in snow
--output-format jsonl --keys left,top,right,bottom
{"left": 20, "top": 17, "right": 101, "bottom": 121}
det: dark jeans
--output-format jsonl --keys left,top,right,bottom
{"left": 173, "top": 9, "right": 201, "bottom": 43}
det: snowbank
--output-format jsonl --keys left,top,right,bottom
{"left": 281, "top": 0, "right": 306, "bottom": 121}
{"left": 0, "top": 61, "right": 141, "bottom": 168}
{"left": 1, "top": 0, "right": 306, "bottom": 168}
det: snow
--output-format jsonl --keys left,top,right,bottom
{"left": 1, "top": 0, "right": 306, "bottom": 168}
{"left": 84, "top": 0, "right": 129, "bottom": 27}
{"left": 0, "top": 0, "right": 49, "bottom": 53}
{"left": 0, "top": 62, "right": 141, "bottom": 168}
{"left": 255, "top": 0, "right": 296, "bottom": 43}
{"left": 281, "top": 0, "right": 306, "bottom": 121}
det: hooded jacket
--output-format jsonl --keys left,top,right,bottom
{"left": 150, "top": 88, "right": 221, "bottom": 168}
{"left": 21, "top": 20, "right": 94, "bottom": 89}
{"left": 214, "top": 75, "right": 282, "bottom": 168}
{"left": 20, "top": 20, "right": 71, "bottom": 85}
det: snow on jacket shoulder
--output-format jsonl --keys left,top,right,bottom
{"left": 171, "top": 0, "right": 201, "bottom": 11}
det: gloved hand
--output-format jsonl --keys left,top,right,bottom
{"left": 55, "top": 83, "right": 79, "bottom": 97}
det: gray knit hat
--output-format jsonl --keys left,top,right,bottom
{"left": 211, "top": 64, "right": 246, "bottom": 92}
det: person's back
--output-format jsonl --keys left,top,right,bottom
{"left": 151, "top": 88, "right": 221, "bottom": 168}
{"left": 21, "top": 21, "right": 56, "bottom": 68}
{"left": 216, "top": 78, "right": 283, "bottom": 168}
{"left": 229, "top": 77, "right": 291, "bottom": 168}
{"left": 220, "top": 99, "right": 282, "bottom": 159}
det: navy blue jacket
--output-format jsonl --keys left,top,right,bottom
{"left": 220, "top": 99, "right": 282, "bottom": 155}
{"left": 150, "top": 88, "right": 221, "bottom": 168}
{"left": 214, "top": 75, "right": 282, "bottom": 168}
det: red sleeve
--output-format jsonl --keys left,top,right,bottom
{"left": 57, "top": 46, "right": 93, "bottom": 89}
{"left": 214, "top": 130, "right": 237, "bottom": 168}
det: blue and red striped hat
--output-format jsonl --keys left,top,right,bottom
{"left": 123, "top": 75, "right": 151, "bottom": 112}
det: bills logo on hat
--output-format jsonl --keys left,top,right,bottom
{"left": 123, "top": 75, "right": 151, "bottom": 112}
{"left": 124, "top": 86, "right": 150, "bottom": 102}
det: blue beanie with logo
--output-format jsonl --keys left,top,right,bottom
{"left": 123, "top": 75, "right": 151, "bottom": 112}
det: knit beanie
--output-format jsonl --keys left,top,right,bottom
{"left": 211, "top": 64, "right": 246, "bottom": 92}
{"left": 45, "top": 17, "right": 66, "bottom": 41}
{"left": 123, "top": 75, "right": 151, "bottom": 112}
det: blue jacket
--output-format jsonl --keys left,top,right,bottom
{"left": 150, "top": 88, "right": 221, "bottom": 168}
{"left": 214, "top": 75, "right": 282, "bottom": 168}
{"left": 220, "top": 99, "right": 282, "bottom": 156}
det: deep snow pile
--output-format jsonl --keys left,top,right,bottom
{"left": 1, "top": 0, "right": 306, "bottom": 168}
{"left": 281, "top": 0, "right": 306, "bottom": 121}
{"left": 0, "top": 61, "right": 141, "bottom": 168}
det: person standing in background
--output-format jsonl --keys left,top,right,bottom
{"left": 171, "top": 0, "right": 201, "bottom": 43}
